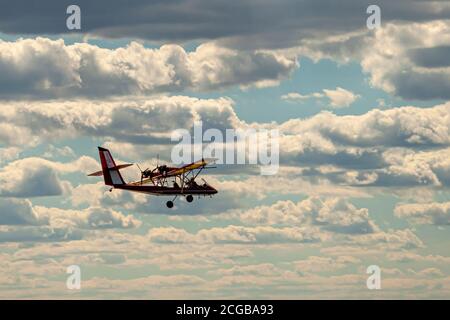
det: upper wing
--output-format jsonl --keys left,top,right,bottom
{"left": 129, "top": 159, "right": 217, "bottom": 185}
{"left": 144, "top": 158, "right": 217, "bottom": 183}
{"left": 167, "top": 158, "right": 214, "bottom": 176}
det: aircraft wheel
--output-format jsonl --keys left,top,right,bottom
{"left": 186, "top": 195, "right": 194, "bottom": 203}
{"left": 166, "top": 201, "right": 174, "bottom": 208}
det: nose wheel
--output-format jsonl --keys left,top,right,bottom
{"left": 186, "top": 195, "right": 193, "bottom": 203}
{"left": 166, "top": 201, "right": 174, "bottom": 208}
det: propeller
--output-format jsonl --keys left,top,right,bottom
{"left": 136, "top": 164, "right": 151, "bottom": 185}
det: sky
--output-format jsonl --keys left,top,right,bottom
{"left": 1, "top": 0, "right": 450, "bottom": 299}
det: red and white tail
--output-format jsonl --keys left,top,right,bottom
{"left": 97, "top": 147, "right": 127, "bottom": 186}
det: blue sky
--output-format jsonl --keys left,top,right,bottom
{"left": 1, "top": 0, "right": 450, "bottom": 299}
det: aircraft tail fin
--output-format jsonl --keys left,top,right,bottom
{"left": 96, "top": 147, "right": 127, "bottom": 186}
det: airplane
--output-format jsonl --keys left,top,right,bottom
{"left": 88, "top": 147, "right": 218, "bottom": 208}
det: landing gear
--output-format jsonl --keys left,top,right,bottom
{"left": 166, "top": 201, "right": 174, "bottom": 208}
{"left": 186, "top": 195, "right": 194, "bottom": 203}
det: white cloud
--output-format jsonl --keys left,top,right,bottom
{"left": 34, "top": 206, "right": 141, "bottom": 230}
{"left": 387, "top": 252, "right": 450, "bottom": 264}
{"left": 0, "top": 96, "right": 241, "bottom": 148}
{"left": 148, "top": 225, "right": 327, "bottom": 244}
{"left": 210, "top": 263, "right": 282, "bottom": 277}
{"left": 4, "top": 99, "right": 450, "bottom": 196}
{"left": 284, "top": 20, "right": 450, "bottom": 101}
{"left": 42, "top": 145, "right": 75, "bottom": 159}
{"left": 0, "top": 164, "right": 68, "bottom": 198}
{"left": 346, "top": 229, "right": 424, "bottom": 250}
{"left": 281, "top": 92, "right": 324, "bottom": 102}
{"left": 414, "top": 268, "right": 445, "bottom": 278}
{"left": 282, "top": 87, "right": 359, "bottom": 108}
{"left": 323, "top": 87, "right": 360, "bottom": 108}
{"left": 294, "top": 255, "right": 360, "bottom": 273}
{"left": 0, "top": 198, "right": 47, "bottom": 225}
{"left": 0, "top": 147, "right": 20, "bottom": 165}
{"left": 0, "top": 198, "right": 139, "bottom": 242}
{"left": 361, "top": 21, "right": 450, "bottom": 100}
{"left": 0, "top": 156, "right": 97, "bottom": 198}
{"left": 275, "top": 102, "right": 450, "bottom": 187}
{"left": 0, "top": 38, "right": 297, "bottom": 98}
{"left": 0, "top": 225, "right": 82, "bottom": 243}
{"left": 224, "top": 197, "right": 378, "bottom": 234}
{"left": 280, "top": 102, "right": 450, "bottom": 148}
{"left": 395, "top": 201, "right": 450, "bottom": 225}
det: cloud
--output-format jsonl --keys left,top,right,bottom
{"left": 34, "top": 206, "right": 141, "bottom": 230}
{"left": 309, "top": 198, "right": 377, "bottom": 234}
{"left": 360, "top": 21, "right": 450, "bottom": 100}
{"left": 293, "top": 255, "right": 360, "bottom": 273}
{"left": 0, "top": 147, "right": 20, "bottom": 165}
{"left": 2, "top": 97, "right": 450, "bottom": 164}
{"left": 148, "top": 225, "right": 326, "bottom": 244}
{"left": 4, "top": 98, "right": 450, "bottom": 188}
{"left": 0, "top": 164, "right": 68, "bottom": 198}
{"left": 0, "top": 198, "right": 48, "bottom": 225}
{"left": 347, "top": 229, "right": 424, "bottom": 249}
{"left": 282, "top": 87, "right": 359, "bottom": 108}
{"left": 0, "top": 200, "right": 140, "bottom": 243}
{"left": 281, "top": 92, "right": 324, "bottom": 102}
{"left": 0, "top": 96, "right": 241, "bottom": 147}
{"left": 286, "top": 20, "right": 450, "bottom": 101}
{"left": 4, "top": 99, "right": 450, "bottom": 191}
{"left": 280, "top": 102, "right": 450, "bottom": 148}
{"left": 25, "top": 99, "right": 443, "bottom": 194}
{"left": 414, "top": 268, "right": 445, "bottom": 278}
{"left": 83, "top": 274, "right": 206, "bottom": 293}
{"left": 1, "top": 1, "right": 448, "bottom": 49}
{"left": 0, "top": 225, "right": 82, "bottom": 243}
{"left": 210, "top": 263, "right": 282, "bottom": 278}
{"left": 2, "top": 7, "right": 449, "bottom": 101}
{"left": 387, "top": 252, "right": 450, "bottom": 264}
{"left": 323, "top": 87, "right": 360, "bottom": 108}
{"left": 408, "top": 45, "right": 450, "bottom": 68}
{"left": 42, "top": 145, "right": 75, "bottom": 159}
{"left": 395, "top": 201, "right": 450, "bottom": 225}
{"left": 276, "top": 102, "right": 450, "bottom": 186}
{"left": 0, "top": 5, "right": 448, "bottom": 102}
{"left": 0, "top": 156, "right": 97, "bottom": 198}
{"left": 225, "top": 197, "right": 378, "bottom": 234}
{"left": 0, "top": 224, "right": 437, "bottom": 298}
{"left": 0, "top": 38, "right": 297, "bottom": 99}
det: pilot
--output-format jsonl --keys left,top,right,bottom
{"left": 158, "top": 165, "right": 168, "bottom": 176}
{"left": 189, "top": 178, "right": 199, "bottom": 188}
